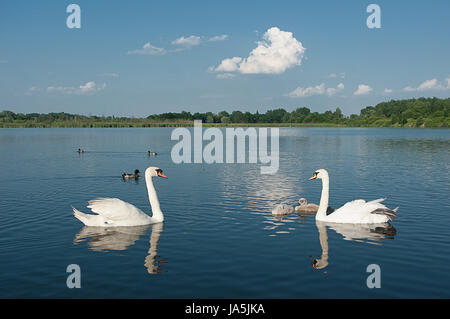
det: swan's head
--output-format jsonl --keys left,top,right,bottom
{"left": 146, "top": 166, "right": 167, "bottom": 178}
{"left": 308, "top": 169, "right": 328, "bottom": 181}
{"left": 299, "top": 198, "right": 307, "bottom": 206}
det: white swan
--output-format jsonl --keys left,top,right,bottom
{"left": 308, "top": 169, "right": 398, "bottom": 224}
{"left": 72, "top": 166, "right": 167, "bottom": 226}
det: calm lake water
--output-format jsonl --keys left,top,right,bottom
{"left": 0, "top": 127, "right": 449, "bottom": 298}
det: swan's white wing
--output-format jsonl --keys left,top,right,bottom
{"left": 334, "top": 199, "right": 366, "bottom": 212}
{"left": 87, "top": 198, "right": 146, "bottom": 222}
{"left": 328, "top": 198, "right": 394, "bottom": 223}
{"left": 333, "top": 198, "right": 388, "bottom": 214}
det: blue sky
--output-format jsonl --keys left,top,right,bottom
{"left": 0, "top": 0, "right": 449, "bottom": 117}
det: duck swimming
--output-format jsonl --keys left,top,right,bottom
{"left": 122, "top": 169, "right": 140, "bottom": 179}
{"left": 77, "top": 148, "right": 84, "bottom": 153}
{"left": 148, "top": 151, "right": 157, "bottom": 156}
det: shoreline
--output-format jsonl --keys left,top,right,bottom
{"left": 2, "top": 97, "right": 448, "bottom": 129}
{"left": 0, "top": 123, "right": 447, "bottom": 129}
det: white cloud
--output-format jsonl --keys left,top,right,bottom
{"left": 287, "top": 82, "right": 344, "bottom": 98}
{"left": 128, "top": 42, "right": 166, "bottom": 55}
{"left": 208, "top": 34, "right": 229, "bottom": 42}
{"left": 403, "top": 77, "right": 450, "bottom": 92}
{"left": 97, "top": 73, "right": 119, "bottom": 78}
{"left": 29, "top": 81, "right": 106, "bottom": 95}
{"left": 172, "top": 35, "right": 201, "bottom": 47}
{"left": 213, "top": 57, "right": 242, "bottom": 73}
{"left": 289, "top": 83, "right": 324, "bottom": 97}
{"left": 353, "top": 84, "right": 373, "bottom": 95}
{"left": 26, "top": 86, "right": 41, "bottom": 95}
{"left": 211, "top": 27, "right": 306, "bottom": 75}
{"left": 78, "top": 81, "right": 105, "bottom": 94}
{"left": 326, "top": 83, "right": 345, "bottom": 96}
{"left": 384, "top": 88, "right": 393, "bottom": 94}
{"left": 216, "top": 73, "right": 236, "bottom": 79}
{"left": 328, "top": 72, "right": 345, "bottom": 79}
{"left": 129, "top": 34, "right": 228, "bottom": 56}
{"left": 47, "top": 86, "right": 75, "bottom": 94}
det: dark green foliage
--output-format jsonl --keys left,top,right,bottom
{"left": 1, "top": 97, "right": 448, "bottom": 128}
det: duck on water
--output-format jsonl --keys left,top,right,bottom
{"left": 122, "top": 169, "right": 140, "bottom": 179}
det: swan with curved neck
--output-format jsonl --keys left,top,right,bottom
{"left": 73, "top": 166, "right": 167, "bottom": 227}
{"left": 309, "top": 169, "right": 398, "bottom": 224}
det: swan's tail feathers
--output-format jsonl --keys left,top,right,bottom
{"left": 371, "top": 207, "right": 398, "bottom": 221}
{"left": 72, "top": 206, "right": 93, "bottom": 226}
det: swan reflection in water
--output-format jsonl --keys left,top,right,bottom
{"left": 311, "top": 221, "right": 397, "bottom": 270}
{"left": 74, "top": 222, "right": 166, "bottom": 274}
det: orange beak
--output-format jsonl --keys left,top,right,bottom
{"left": 308, "top": 174, "right": 317, "bottom": 181}
{"left": 157, "top": 171, "right": 167, "bottom": 178}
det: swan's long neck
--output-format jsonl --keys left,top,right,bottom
{"left": 145, "top": 223, "right": 164, "bottom": 274}
{"left": 315, "top": 221, "right": 329, "bottom": 269}
{"left": 145, "top": 172, "right": 164, "bottom": 222}
{"left": 316, "top": 173, "right": 329, "bottom": 220}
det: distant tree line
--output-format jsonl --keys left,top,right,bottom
{"left": 1, "top": 97, "right": 449, "bottom": 128}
